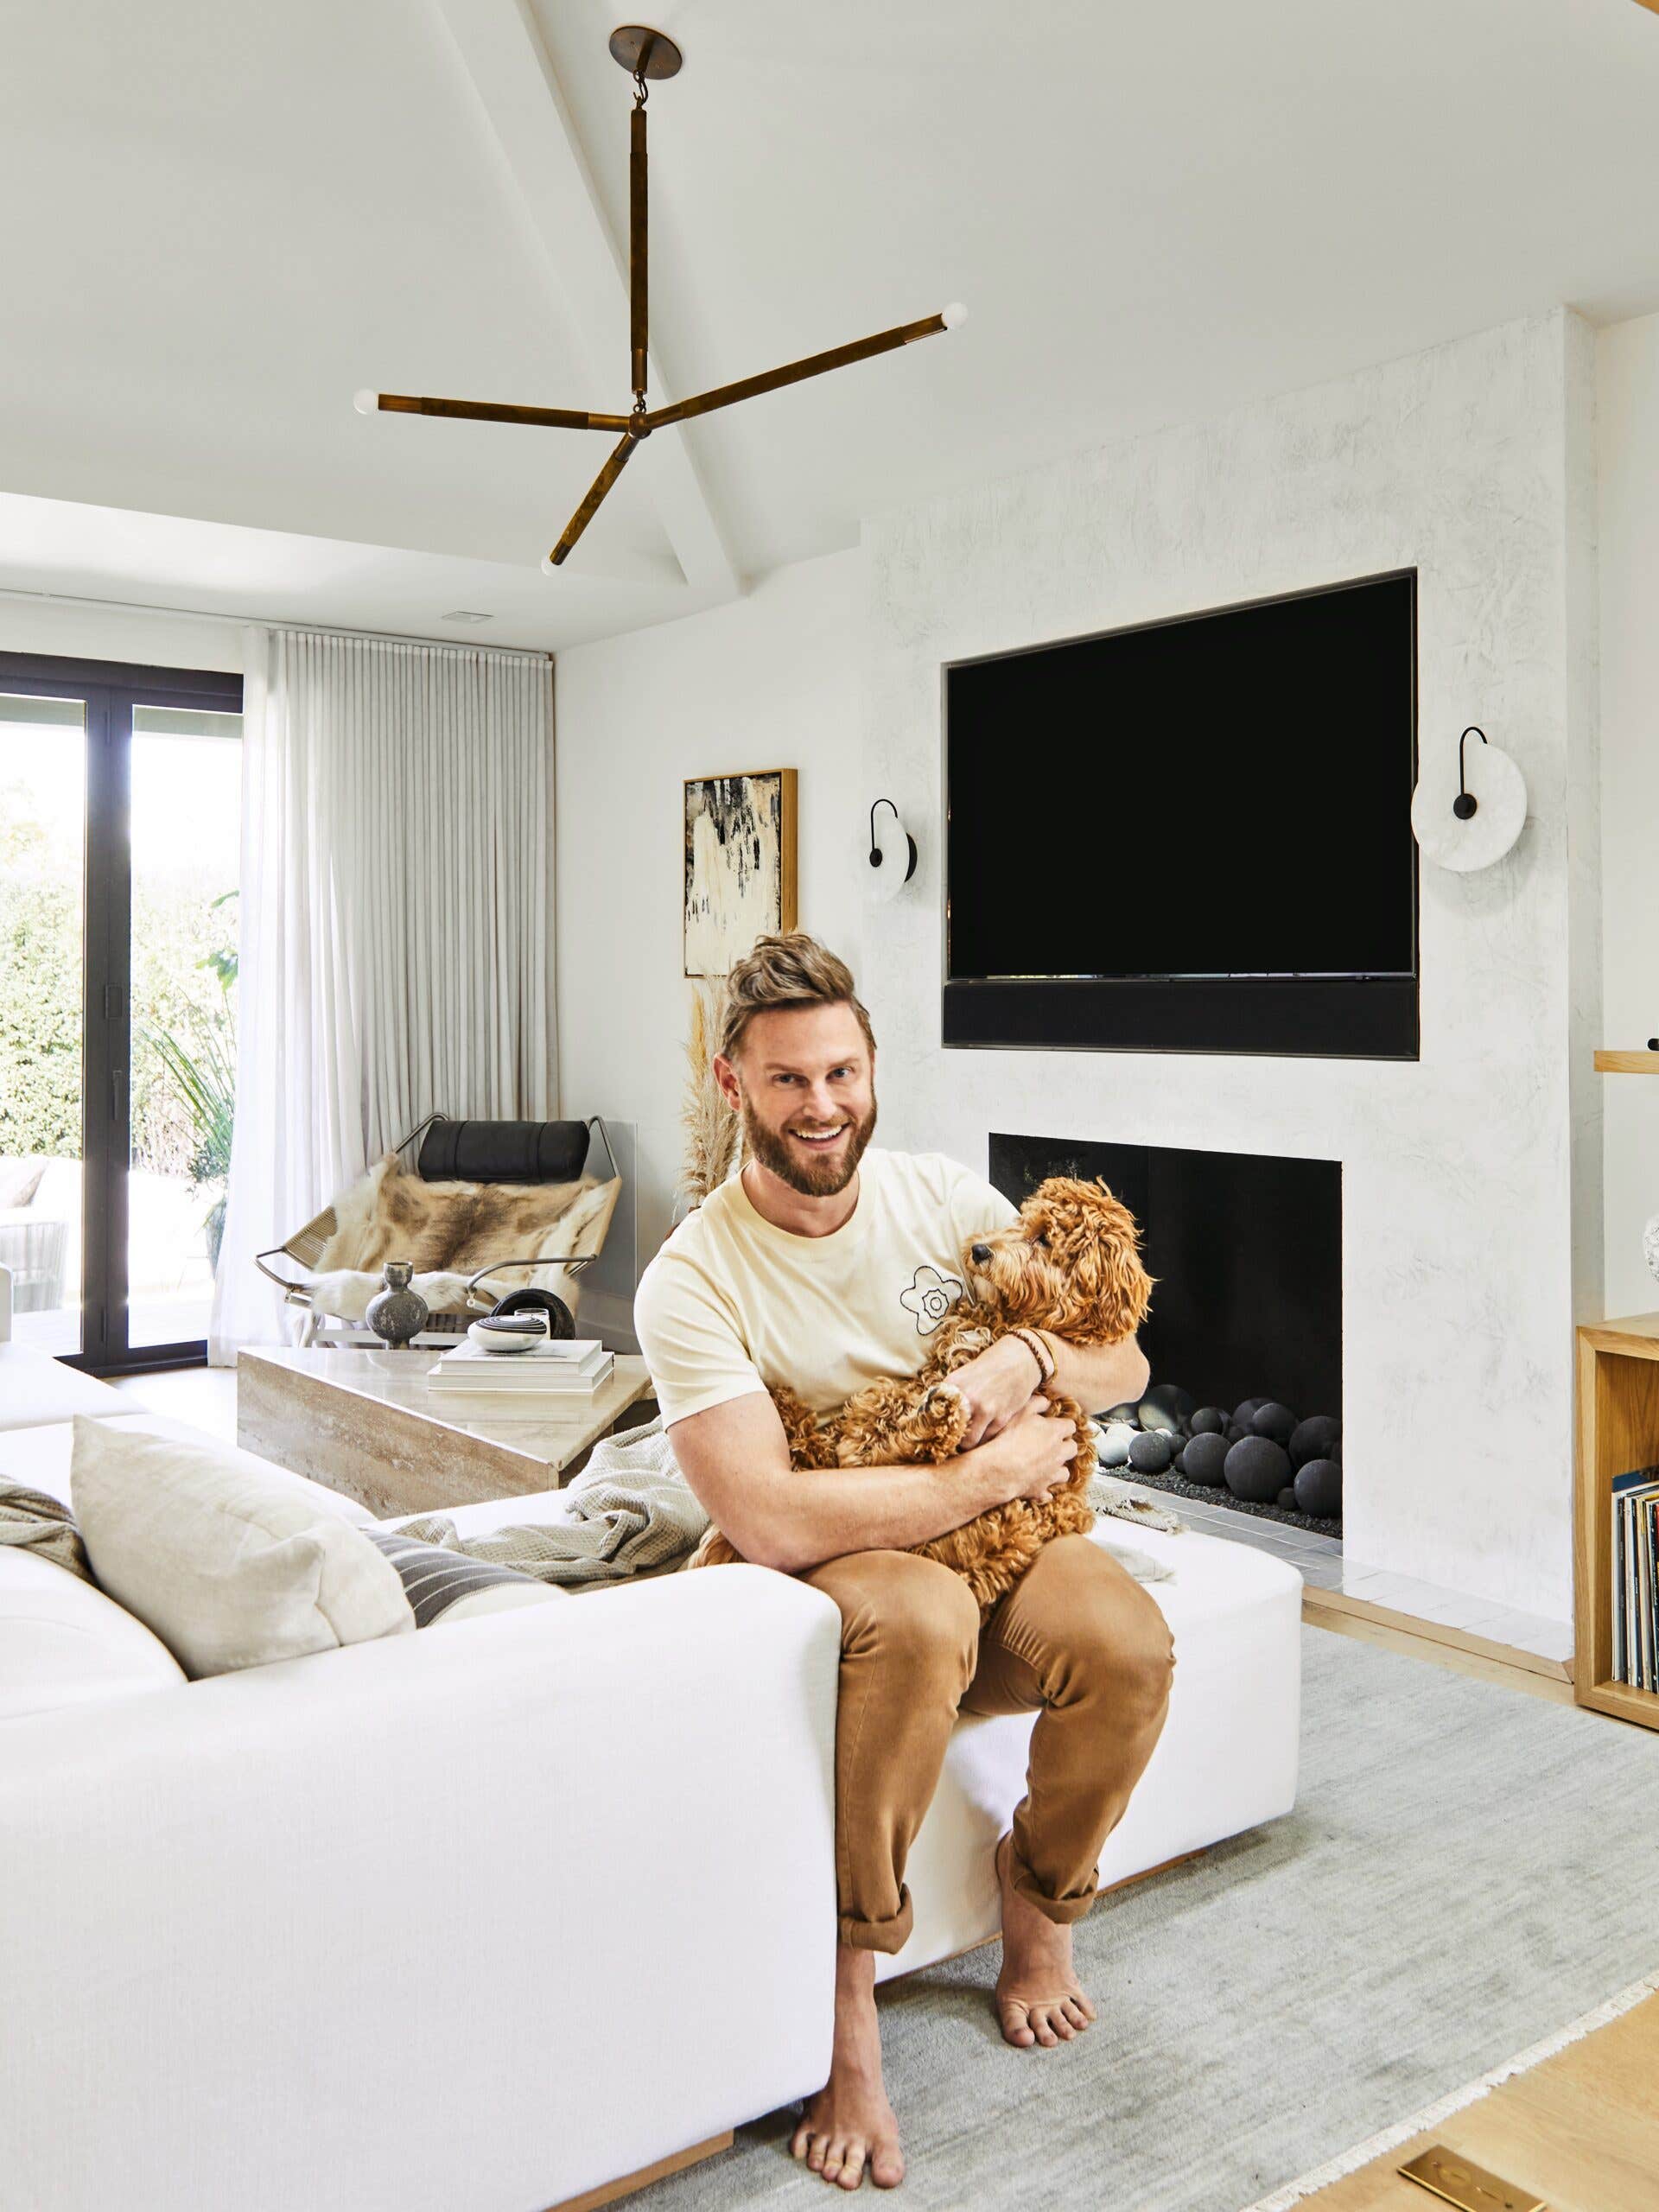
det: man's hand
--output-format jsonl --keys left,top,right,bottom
{"left": 967, "top": 1395, "right": 1080, "bottom": 1506}
{"left": 946, "top": 1333, "right": 1046, "bottom": 1448}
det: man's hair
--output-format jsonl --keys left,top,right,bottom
{"left": 719, "top": 932, "right": 876, "bottom": 1064}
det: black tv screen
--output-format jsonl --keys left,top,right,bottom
{"left": 944, "top": 572, "right": 1419, "bottom": 1058}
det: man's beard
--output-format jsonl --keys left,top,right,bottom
{"left": 741, "top": 1090, "right": 878, "bottom": 1198}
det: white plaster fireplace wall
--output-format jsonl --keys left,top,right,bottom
{"left": 862, "top": 310, "right": 1600, "bottom": 1623}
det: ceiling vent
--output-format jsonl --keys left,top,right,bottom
{"left": 441, "top": 609, "right": 493, "bottom": 624}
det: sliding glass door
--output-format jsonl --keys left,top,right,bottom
{"left": 0, "top": 654, "right": 243, "bottom": 1370}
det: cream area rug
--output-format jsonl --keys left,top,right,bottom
{"left": 645, "top": 1625, "right": 1659, "bottom": 2212}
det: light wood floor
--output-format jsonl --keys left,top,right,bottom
{"left": 1294, "top": 1989, "right": 1659, "bottom": 2211}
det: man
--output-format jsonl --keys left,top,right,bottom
{"left": 634, "top": 933, "right": 1173, "bottom": 2193}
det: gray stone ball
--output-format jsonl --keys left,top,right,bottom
{"left": 1224, "top": 1435, "right": 1292, "bottom": 1503}
{"left": 1289, "top": 1415, "right": 1341, "bottom": 1470}
{"left": 1233, "top": 1397, "right": 1268, "bottom": 1430}
{"left": 1097, "top": 1421, "right": 1136, "bottom": 1468}
{"left": 1136, "top": 1402, "right": 1184, "bottom": 1437}
{"left": 1277, "top": 1487, "right": 1300, "bottom": 1511}
{"left": 1250, "top": 1402, "right": 1298, "bottom": 1446}
{"left": 1294, "top": 1458, "right": 1343, "bottom": 1518}
{"left": 1172, "top": 1445, "right": 1187, "bottom": 1474}
{"left": 1141, "top": 1383, "right": 1196, "bottom": 1427}
{"left": 1103, "top": 1402, "right": 1142, "bottom": 1429}
{"left": 1181, "top": 1431, "right": 1230, "bottom": 1487}
{"left": 1127, "top": 1429, "right": 1174, "bottom": 1475}
{"left": 1226, "top": 1424, "right": 1247, "bottom": 1444}
{"left": 1191, "top": 1406, "right": 1228, "bottom": 1436}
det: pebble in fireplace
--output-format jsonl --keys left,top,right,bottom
{"left": 1096, "top": 1382, "right": 1342, "bottom": 1535}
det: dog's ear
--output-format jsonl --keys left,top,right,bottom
{"left": 1033, "top": 1175, "right": 1154, "bottom": 1344}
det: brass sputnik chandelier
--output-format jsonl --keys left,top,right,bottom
{"left": 354, "top": 24, "right": 964, "bottom": 571}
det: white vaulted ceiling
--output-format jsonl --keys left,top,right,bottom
{"left": 4, "top": 0, "right": 1659, "bottom": 649}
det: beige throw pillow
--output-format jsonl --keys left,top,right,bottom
{"left": 70, "top": 1417, "right": 413, "bottom": 1680}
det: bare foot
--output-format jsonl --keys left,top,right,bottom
{"left": 994, "top": 1832, "right": 1098, "bottom": 2050}
{"left": 791, "top": 1944, "right": 906, "bottom": 2190}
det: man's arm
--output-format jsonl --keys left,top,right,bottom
{"left": 669, "top": 1389, "right": 1081, "bottom": 1576}
{"left": 947, "top": 1331, "right": 1151, "bottom": 1449}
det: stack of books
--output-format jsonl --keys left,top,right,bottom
{"left": 1611, "top": 1465, "right": 1659, "bottom": 1688}
{"left": 426, "top": 1338, "right": 615, "bottom": 1401}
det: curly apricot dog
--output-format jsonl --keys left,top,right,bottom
{"left": 691, "top": 1175, "right": 1153, "bottom": 1614}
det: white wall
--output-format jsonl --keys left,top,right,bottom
{"left": 0, "top": 597, "right": 243, "bottom": 673}
{"left": 1598, "top": 311, "right": 1659, "bottom": 1322}
{"left": 863, "top": 312, "right": 1599, "bottom": 1623}
{"left": 553, "top": 551, "right": 865, "bottom": 1340}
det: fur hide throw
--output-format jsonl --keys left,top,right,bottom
{"left": 307, "top": 1158, "right": 620, "bottom": 1318}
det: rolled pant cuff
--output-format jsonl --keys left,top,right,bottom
{"left": 838, "top": 1888, "right": 914, "bottom": 1955}
{"left": 1012, "top": 1851, "right": 1098, "bottom": 1927}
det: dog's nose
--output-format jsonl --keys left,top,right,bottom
{"left": 969, "top": 1243, "right": 991, "bottom": 1266}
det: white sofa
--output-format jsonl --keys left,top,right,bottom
{"left": 0, "top": 1267, "right": 1302, "bottom": 2212}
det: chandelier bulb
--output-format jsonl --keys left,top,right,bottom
{"left": 941, "top": 302, "right": 968, "bottom": 330}
{"left": 353, "top": 390, "right": 381, "bottom": 416}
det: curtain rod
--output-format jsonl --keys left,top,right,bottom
{"left": 0, "top": 583, "right": 553, "bottom": 658}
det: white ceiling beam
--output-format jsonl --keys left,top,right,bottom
{"left": 432, "top": 0, "right": 740, "bottom": 596}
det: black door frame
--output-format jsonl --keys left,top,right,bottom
{"left": 1, "top": 652, "right": 244, "bottom": 1372}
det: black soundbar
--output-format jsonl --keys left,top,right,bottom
{"left": 942, "top": 975, "right": 1420, "bottom": 1061}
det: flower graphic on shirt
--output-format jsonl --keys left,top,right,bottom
{"left": 901, "top": 1264, "right": 964, "bottom": 1337}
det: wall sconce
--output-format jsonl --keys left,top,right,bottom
{"left": 867, "top": 798, "right": 918, "bottom": 904}
{"left": 1410, "top": 725, "right": 1528, "bottom": 873}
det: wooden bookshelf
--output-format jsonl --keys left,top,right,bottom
{"left": 1593, "top": 1048, "right": 1659, "bottom": 1074}
{"left": 1575, "top": 1312, "right": 1659, "bottom": 1730}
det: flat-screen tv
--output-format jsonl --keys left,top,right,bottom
{"left": 944, "top": 570, "right": 1419, "bottom": 1058}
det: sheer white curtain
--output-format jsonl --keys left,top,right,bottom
{"left": 211, "top": 626, "right": 556, "bottom": 1362}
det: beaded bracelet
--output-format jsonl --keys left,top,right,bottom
{"left": 1009, "top": 1326, "right": 1056, "bottom": 1386}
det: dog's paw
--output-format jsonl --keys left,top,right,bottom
{"left": 909, "top": 1384, "right": 971, "bottom": 1459}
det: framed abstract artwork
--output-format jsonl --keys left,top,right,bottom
{"left": 683, "top": 769, "right": 798, "bottom": 977}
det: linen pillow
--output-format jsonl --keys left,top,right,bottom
{"left": 365, "top": 1526, "right": 566, "bottom": 1627}
{"left": 70, "top": 1416, "right": 413, "bottom": 1680}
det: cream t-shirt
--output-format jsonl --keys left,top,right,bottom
{"left": 633, "top": 1148, "right": 1020, "bottom": 1426}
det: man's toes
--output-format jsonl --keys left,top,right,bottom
{"left": 821, "top": 2138, "right": 849, "bottom": 2183}
{"left": 871, "top": 2143, "right": 906, "bottom": 2190}
{"left": 807, "top": 2135, "right": 829, "bottom": 2173}
{"left": 791, "top": 2120, "right": 812, "bottom": 2162}
{"left": 1076, "top": 1992, "right": 1098, "bottom": 2024}
{"left": 997, "top": 1999, "right": 1038, "bottom": 2048}
{"left": 1030, "top": 2009, "right": 1060, "bottom": 2048}
{"left": 837, "top": 2146, "right": 867, "bottom": 2191}
{"left": 1045, "top": 2006, "right": 1076, "bottom": 2041}
{"left": 1061, "top": 1998, "right": 1091, "bottom": 2032}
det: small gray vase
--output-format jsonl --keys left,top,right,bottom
{"left": 365, "top": 1259, "right": 429, "bottom": 1348}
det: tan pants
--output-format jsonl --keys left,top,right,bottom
{"left": 803, "top": 1535, "right": 1175, "bottom": 1952}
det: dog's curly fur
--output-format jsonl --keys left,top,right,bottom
{"left": 692, "top": 1176, "right": 1153, "bottom": 1616}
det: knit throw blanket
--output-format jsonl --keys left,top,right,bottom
{"left": 394, "top": 1418, "right": 1180, "bottom": 1592}
{"left": 0, "top": 1482, "right": 94, "bottom": 1584}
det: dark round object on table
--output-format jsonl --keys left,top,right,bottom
{"left": 1277, "top": 1487, "right": 1300, "bottom": 1511}
{"left": 1250, "top": 1401, "right": 1297, "bottom": 1446}
{"left": 1172, "top": 1444, "right": 1187, "bottom": 1474}
{"left": 1294, "top": 1458, "right": 1343, "bottom": 1518}
{"left": 1289, "top": 1414, "right": 1342, "bottom": 1470}
{"left": 1181, "top": 1431, "right": 1231, "bottom": 1487}
{"left": 1141, "top": 1382, "right": 1196, "bottom": 1425}
{"left": 1190, "top": 1406, "right": 1228, "bottom": 1436}
{"left": 1224, "top": 1435, "right": 1293, "bottom": 1503}
{"left": 1233, "top": 1396, "right": 1268, "bottom": 1430}
{"left": 1103, "top": 1402, "right": 1142, "bottom": 1429}
{"left": 1128, "top": 1429, "right": 1173, "bottom": 1475}
{"left": 490, "top": 1286, "right": 576, "bottom": 1340}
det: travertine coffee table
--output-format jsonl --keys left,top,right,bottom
{"left": 237, "top": 1347, "right": 657, "bottom": 1519}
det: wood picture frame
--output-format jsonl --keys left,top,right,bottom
{"left": 683, "top": 768, "right": 798, "bottom": 978}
